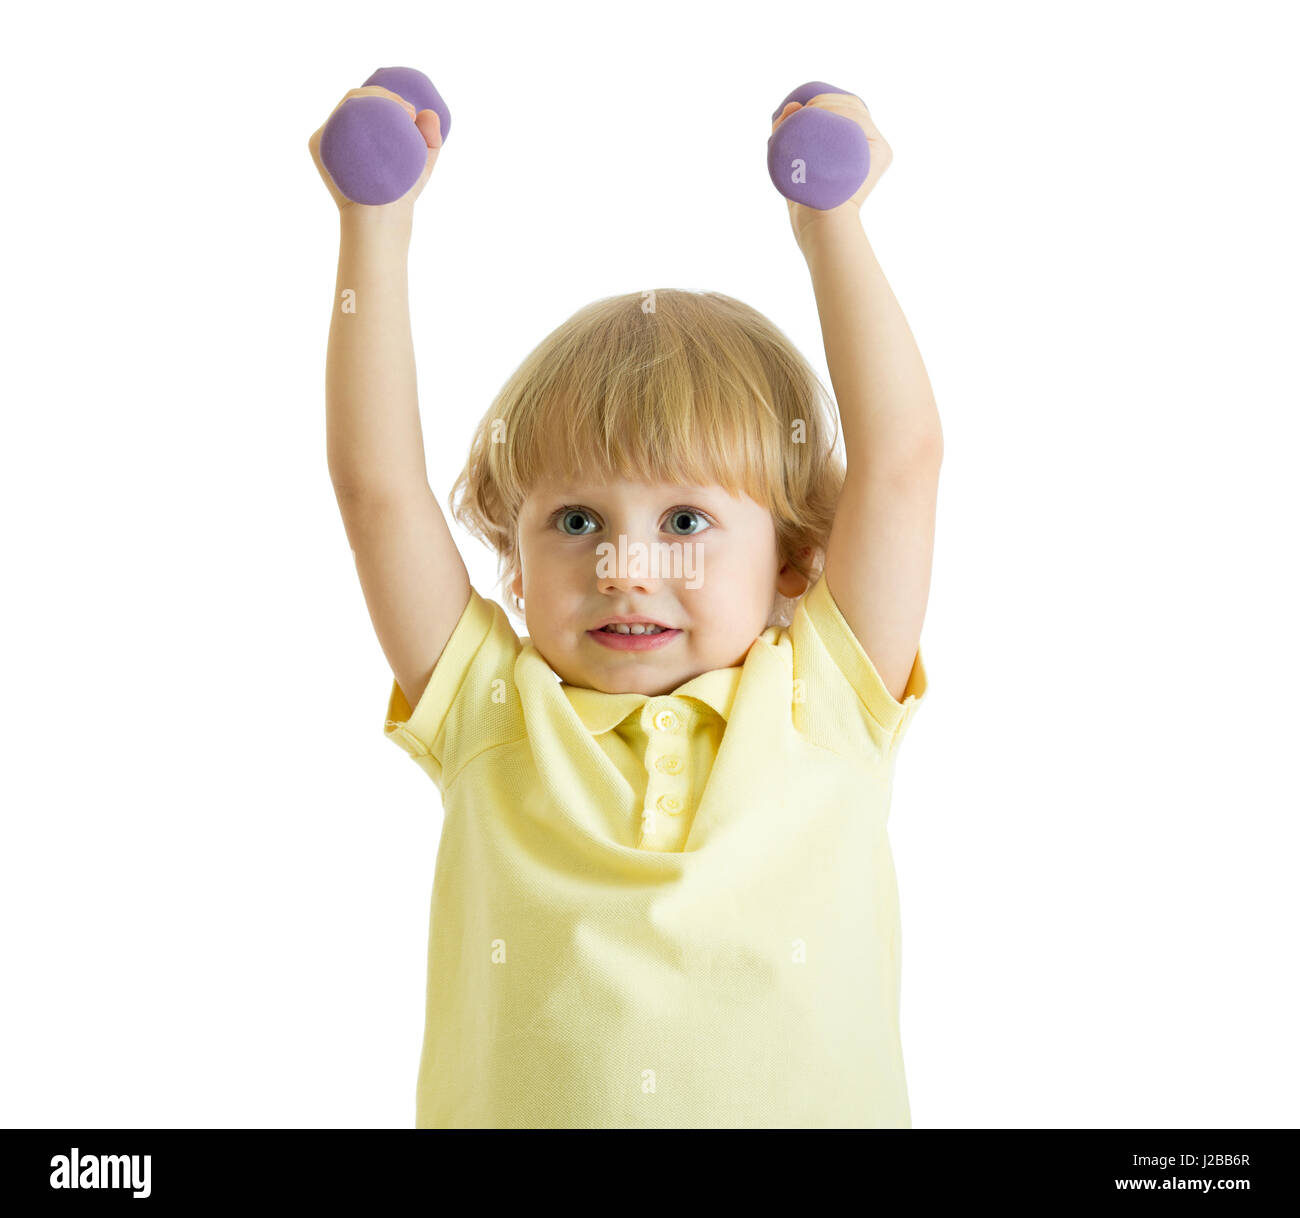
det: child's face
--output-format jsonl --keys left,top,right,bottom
{"left": 513, "top": 476, "right": 808, "bottom": 695}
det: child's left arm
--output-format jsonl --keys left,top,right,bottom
{"left": 774, "top": 93, "right": 943, "bottom": 703}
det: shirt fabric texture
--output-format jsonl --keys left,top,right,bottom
{"left": 383, "top": 573, "right": 928, "bottom": 1128}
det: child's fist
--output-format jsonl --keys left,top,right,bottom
{"left": 308, "top": 85, "right": 443, "bottom": 213}
{"left": 771, "top": 92, "right": 891, "bottom": 243}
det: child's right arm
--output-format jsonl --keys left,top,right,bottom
{"left": 310, "top": 88, "right": 471, "bottom": 714}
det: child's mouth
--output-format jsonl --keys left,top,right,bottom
{"left": 586, "top": 627, "right": 682, "bottom": 651}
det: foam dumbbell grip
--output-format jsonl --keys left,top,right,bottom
{"left": 319, "top": 67, "right": 451, "bottom": 205}
{"left": 767, "top": 80, "right": 870, "bottom": 211}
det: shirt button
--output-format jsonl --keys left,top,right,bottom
{"left": 653, "top": 709, "right": 680, "bottom": 732}
{"left": 656, "top": 794, "right": 683, "bottom": 815}
{"left": 655, "top": 755, "right": 682, "bottom": 774}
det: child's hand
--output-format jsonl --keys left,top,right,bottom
{"left": 771, "top": 92, "right": 891, "bottom": 245}
{"left": 308, "top": 86, "right": 443, "bottom": 214}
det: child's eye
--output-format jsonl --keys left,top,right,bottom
{"left": 664, "top": 508, "right": 712, "bottom": 535}
{"left": 554, "top": 506, "right": 598, "bottom": 536}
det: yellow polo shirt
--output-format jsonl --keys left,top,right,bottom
{"left": 383, "top": 573, "right": 928, "bottom": 1128}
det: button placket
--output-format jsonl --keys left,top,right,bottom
{"left": 640, "top": 698, "right": 691, "bottom": 843}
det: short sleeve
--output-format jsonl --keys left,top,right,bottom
{"left": 790, "top": 574, "right": 928, "bottom": 761}
{"left": 382, "top": 585, "right": 525, "bottom": 790}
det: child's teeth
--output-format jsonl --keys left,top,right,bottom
{"left": 603, "top": 624, "right": 664, "bottom": 634}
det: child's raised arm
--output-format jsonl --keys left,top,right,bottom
{"left": 309, "top": 87, "right": 471, "bottom": 713}
{"left": 774, "top": 93, "right": 943, "bottom": 704}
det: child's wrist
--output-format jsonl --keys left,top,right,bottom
{"left": 796, "top": 206, "right": 864, "bottom": 257}
{"left": 339, "top": 204, "right": 414, "bottom": 246}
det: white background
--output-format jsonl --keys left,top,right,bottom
{"left": 2, "top": 0, "right": 1296, "bottom": 1128}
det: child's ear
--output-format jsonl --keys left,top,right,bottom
{"left": 777, "top": 571, "right": 811, "bottom": 599}
{"left": 776, "top": 547, "right": 814, "bottom": 599}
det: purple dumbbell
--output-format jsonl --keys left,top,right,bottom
{"left": 767, "top": 81, "right": 870, "bottom": 211}
{"left": 319, "top": 67, "right": 451, "bottom": 205}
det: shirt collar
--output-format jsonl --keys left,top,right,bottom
{"left": 562, "top": 664, "right": 744, "bottom": 734}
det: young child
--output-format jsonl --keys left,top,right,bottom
{"left": 310, "top": 85, "right": 942, "bottom": 1128}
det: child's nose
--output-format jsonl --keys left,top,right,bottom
{"left": 599, "top": 569, "right": 661, "bottom": 594}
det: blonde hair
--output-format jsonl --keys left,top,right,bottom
{"left": 448, "top": 288, "right": 845, "bottom": 628}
